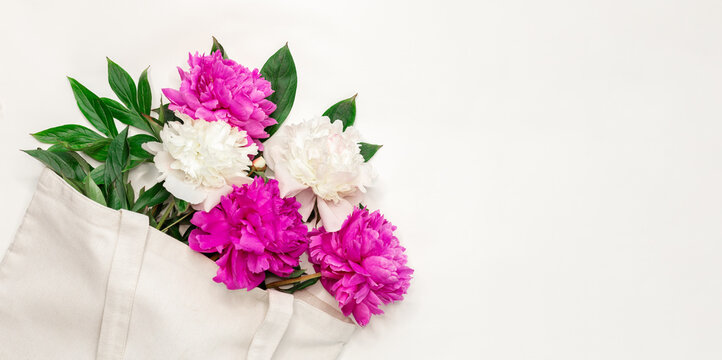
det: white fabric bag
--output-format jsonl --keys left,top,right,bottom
{"left": 0, "top": 168, "right": 355, "bottom": 359}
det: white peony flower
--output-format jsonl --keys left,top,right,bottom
{"left": 143, "top": 112, "right": 258, "bottom": 212}
{"left": 264, "top": 116, "right": 374, "bottom": 231}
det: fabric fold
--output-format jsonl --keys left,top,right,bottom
{"left": 0, "top": 168, "right": 356, "bottom": 359}
{"left": 247, "top": 290, "right": 295, "bottom": 360}
{"left": 96, "top": 210, "right": 150, "bottom": 360}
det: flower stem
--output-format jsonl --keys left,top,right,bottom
{"left": 160, "top": 211, "right": 192, "bottom": 233}
{"left": 155, "top": 200, "right": 174, "bottom": 229}
{"left": 266, "top": 272, "right": 322, "bottom": 289}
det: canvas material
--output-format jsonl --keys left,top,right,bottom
{"left": 0, "top": 168, "right": 355, "bottom": 359}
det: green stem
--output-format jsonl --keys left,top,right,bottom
{"left": 160, "top": 211, "right": 192, "bottom": 233}
{"left": 155, "top": 199, "right": 174, "bottom": 229}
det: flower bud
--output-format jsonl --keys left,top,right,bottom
{"left": 252, "top": 156, "right": 267, "bottom": 171}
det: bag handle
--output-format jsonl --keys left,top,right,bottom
{"left": 247, "top": 290, "right": 295, "bottom": 360}
{"left": 96, "top": 210, "right": 149, "bottom": 360}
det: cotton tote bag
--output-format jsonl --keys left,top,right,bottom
{"left": 0, "top": 168, "right": 355, "bottom": 359}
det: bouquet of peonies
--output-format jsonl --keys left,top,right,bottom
{"left": 23, "top": 37, "right": 412, "bottom": 326}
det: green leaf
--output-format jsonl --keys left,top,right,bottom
{"left": 55, "top": 151, "right": 90, "bottom": 180}
{"left": 323, "top": 94, "right": 357, "bottom": 130}
{"left": 107, "top": 183, "right": 125, "bottom": 210}
{"left": 67, "top": 151, "right": 91, "bottom": 175}
{"left": 23, "top": 149, "right": 78, "bottom": 180}
{"left": 260, "top": 44, "right": 297, "bottom": 138}
{"left": 125, "top": 182, "right": 135, "bottom": 208}
{"left": 46, "top": 144, "right": 66, "bottom": 152}
{"left": 293, "top": 277, "right": 320, "bottom": 291}
{"left": 123, "top": 158, "right": 147, "bottom": 172}
{"left": 81, "top": 139, "right": 112, "bottom": 161}
{"left": 101, "top": 97, "right": 154, "bottom": 134}
{"left": 43, "top": 135, "right": 110, "bottom": 162}
{"left": 82, "top": 142, "right": 111, "bottom": 161}
{"left": 90, "top": 164, "right": 105, "bottom": 184}
{"left": 105, "top": 127, "right": 130, "bottom": 187}
{"left": 148, "top": 214, "right": 158, "bottom": 228}
{"left": 96, "top": 98, "right": 118, "bottom": 136}
{"left": 137, "top": 67, "right": 152, "bottom": 115}
{"left": 287, "top": 268, "right": 306, "bottom": 279}
{"left": 32, "top": 124, "right": 104, "bottom": 147}
{"left": 154, "top": 102, "right": 181, "bottom": 125}
{"left": 131, "top": 182, "right": 170, "bottom": 212}
{"left": 147, "top": 118, "right": 163, "bottom": 139}
{"left": 278, "top": 276, "right": 320, "bottom": 294}
{"left": 107, "top": 58, "right": 138, "bottom": 111}
{"left": 105, "top": 127, "right": 130, "bottom": 209}
{"left": 32, "top": 125, "right": 110, "bottom": 161}
{"left": 166, "top": 223, "right": 183, "bottom": 239}
{"left": 358, "top": 142, "right": 382, "bottom": 162}
{"left": 67, "top": 77, "right": 118, "bottom": 136}
{"left": 211, "top": 36, "right": 228, "bottom": 59}
{"left": 175, "top": 199, "right": 189, "bottom": 212}
{"left": 68, "top": 178, "right": 87, "bottom": 193}
{"left": 24, "top": 148, "right": 89, "bottom": 184}
{"left": 128, "top": 134, "right": 156, "bottom": 159}
{"left": 83, "top": 174, "right": 106, "bottom": 206}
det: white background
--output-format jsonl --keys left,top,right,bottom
{"left": 2, "top": 0, "right": 722, "bottom": 359}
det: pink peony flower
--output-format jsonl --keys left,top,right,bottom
{"left": 308, "top": 207, "right": 413, "bottom": 326}
{"left": 188, "top": 177, "right": 308, "bottom": 290}
{"left": 162, "top": 51, "right": 277, "bottom": 149}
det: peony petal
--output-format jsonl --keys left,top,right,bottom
{"left": 212, "top": 78, "right": 233, "bottom": 107}
{"left": 317, "top": 198, "right": 355, "bottom": 233}
{"left": 128, "top": 162, "right": 160, "bottom": 196}
{"left": 348, "top": 261, "right": 370, "bottom": 276}
{"left": 194, "top": 185, "right": 233, "bottom": 212}
{"left": 194, "top": 106, "right": 216, "bottom": 121}
{"left": 294, "top": 188, "right": 316, "bottom": 221}
{"left": 238, "top": 230, "right": 265, "bottom": 254}
{"left": 229, "top": 97, "right": 253, "bottom": 119}
{"left": 164, "top": 175, "right": 206, "bottom": 204}
{"left": 162, "top": 88, "right": 186, "bottom": 106}
{"left": 345, "top": 189, "right": 364, "bottom": 207}
{"left": 186, "top": 177, "right": 309, "bottom": 291}
{"left": 142, "top": 141, "right": 163, "bottom": 155}
{"left": 305, "top": 207, "right": 413, "bottom": 326}
{"left": 271, "top": 163, "right": 310, "bottom": 198}
{"left": 352, "top": 303, "right": 371, "bottom": 326}
{"left": 164, "top": 52, "right": 276, "bottom": 149}
{"left": 227, "top": 176, "right": 254, "bottom": 187}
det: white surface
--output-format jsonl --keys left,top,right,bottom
{"left": 1, "top": 0, "right": 722, "bottom": 359}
